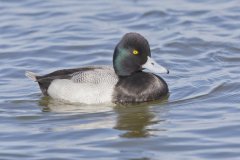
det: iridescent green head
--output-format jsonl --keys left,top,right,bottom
{"left": 113, "top": 32, "right": 169, "bottom": 76}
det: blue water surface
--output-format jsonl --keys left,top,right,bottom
{"left": 0, "top": 0, "right": 240, "bottom": 159}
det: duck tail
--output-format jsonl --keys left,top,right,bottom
{"left": 25, "top": 71, "right": 38, "bottom": 81}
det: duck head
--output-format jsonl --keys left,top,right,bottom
{"left": 113, "top": 32, "right": 169, "bottom": 76}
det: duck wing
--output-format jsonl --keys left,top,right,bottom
{"left": 26, "top": 66, "right": 117, "bottom": 96}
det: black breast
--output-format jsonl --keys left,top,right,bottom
{"left": 112, "top": 72, "right": 168, "bottom": 104}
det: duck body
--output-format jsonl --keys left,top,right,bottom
{"left": 26, "top": 33, "right": 169, "bottom": 104}
{"left": 113, "top": 71, "right": 168, "bottom": 103}
{"left": 26, "top": 66, "right": 118, "bottom": 104}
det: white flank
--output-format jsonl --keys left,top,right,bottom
{"left": 47, "top": 79, "right": 117, "bottom": 104}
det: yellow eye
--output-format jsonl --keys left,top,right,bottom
{"left": 133, "top": 49, "right": 139, "bottom": 55}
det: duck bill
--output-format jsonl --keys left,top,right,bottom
{"left": 142, "top": 56, "right": 169, "bottom": 74}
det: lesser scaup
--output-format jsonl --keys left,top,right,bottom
{"left": 26, "top": 32, "right": 169, "bottom": 104}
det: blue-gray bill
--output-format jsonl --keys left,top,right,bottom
{"left": 142, "top": 56, "right": 169, "bottom": 74}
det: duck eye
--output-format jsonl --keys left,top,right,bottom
{"left": 132, "top": 49, "right": 139, "bottom": 55}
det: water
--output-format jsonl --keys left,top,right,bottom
{"left": 1, "top": 0, "right": 240, "bottom": 159}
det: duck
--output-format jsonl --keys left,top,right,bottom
{"left": 25, "top": 32, "right": 169, "bottom": 104}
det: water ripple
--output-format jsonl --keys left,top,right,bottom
{"left": 1, "top": 0, "right": 240, "bottom": 159}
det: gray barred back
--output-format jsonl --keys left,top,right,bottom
{"left": 71, "top": 66, "right": 118, "bottom": 85}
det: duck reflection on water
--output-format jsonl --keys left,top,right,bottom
{"left": 39, "top": 95, "right": 168, "bottom": 138}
